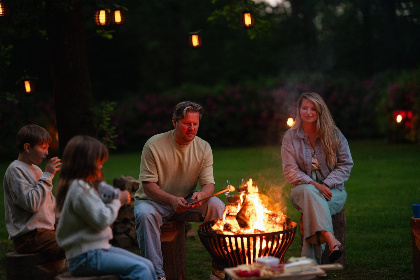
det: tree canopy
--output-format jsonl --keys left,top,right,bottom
{"left": 0, "top": 0, "right": 419, "bottom": 153}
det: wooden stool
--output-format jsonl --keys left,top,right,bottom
{"left": 161, "top": 221, "right": 186, "bottom": 280}
{"left": 299, "top": 207, "right": 346, "bottom": 265}
{"left": 411, "top": 217, "right": 420, "bottom": 280}
{"left": 55, "top": 271, "right": 120, "bottom": 280}
{"left": 6, "top": 251, "right": 66, "bottom": 280}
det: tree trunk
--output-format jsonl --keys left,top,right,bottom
{"left": 45, "top": 0, "right": 95, "bottom": 155}
{"left": 360, "top": 0, "right": 373, "bottom": 76}
{"left": 289, "top": 0, "right": 317, "bottom": 70}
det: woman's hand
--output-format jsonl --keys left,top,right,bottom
{"left": 311, "top": 181, "right": 332, "bottom": 201}
{"left": 318, "top": 183, "right": 332, "bottom": 201}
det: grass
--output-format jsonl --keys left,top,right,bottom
{"left": 1, "top": 140, "right": 418, "bottom": 279}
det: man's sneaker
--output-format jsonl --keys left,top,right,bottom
{"left": 157, "top": 276, "right": 166, "bottom": 280}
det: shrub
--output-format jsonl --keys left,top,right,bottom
{"left": 375, "top": 68, "right": 420, "bottom": 143}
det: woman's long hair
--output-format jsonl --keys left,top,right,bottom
{"left": 292, "top": 92, "right": 340, "bottom": 169}
{"left": 55, "top": 135, "right": 108, "bottom": 212}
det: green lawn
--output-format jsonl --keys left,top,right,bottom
{"left": 1, "top": 140, "right": 419, "bottom": 280}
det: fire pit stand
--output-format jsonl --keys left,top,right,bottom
{"left": 198, "top": 218, "right": 297, "bottom": 273}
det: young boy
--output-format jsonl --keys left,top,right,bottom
{"left": 3, "top": 124, "right": 65, "bottom": 260}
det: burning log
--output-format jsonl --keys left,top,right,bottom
{"left": 236, "top": 197, "right": 257, "bottom": 229}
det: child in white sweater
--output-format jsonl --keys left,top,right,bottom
{"left": 55, "top": 135, "right": 156, "bottom": 279}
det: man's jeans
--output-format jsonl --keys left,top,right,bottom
{"left": 134, "top": 197, "right": 225, "bottom": 278}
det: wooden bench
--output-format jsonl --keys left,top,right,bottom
{"left": 299, "top": 207, "right": 346, "bottom": 265}
{"left": 55, "top": 272, "right": 120, "bottom": 280}
{"left": 6, "top": 251, "right": 67, "bottom": 280}
{"left": 161, "top": 220, "right": 187, "bottom": 280}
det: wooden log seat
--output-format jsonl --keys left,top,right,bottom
{"left": 6, "top": 251, "right": 67, "bottom": 280}
{"left": 55, "top": 272, "right": 120, "bottom": 280}
{"left": 299, "top": 207, "right": 346, "bottom": 265}
{"left": 411, "top": 217, "right": 420, "bottom": 280}
{"left": 161, "top": 220, "right": 187, "bottom": 280}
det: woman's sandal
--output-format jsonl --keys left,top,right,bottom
{"left": 328, "top": 244, "right": 343, "bottom": 263}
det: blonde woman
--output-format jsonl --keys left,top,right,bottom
{"left": 281, "top": 92, "right": 353, "bottom": 268}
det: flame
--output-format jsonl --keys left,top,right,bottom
{"left": 396, "top": 114, "right": 403, "bottom": 123}
{"left": 212, "top": 179, "right": 286, "bottom": 234}
{"left": 211, "top": 179, "right": 287, "bottom": 264}
{"left": 0, "top": 4, "right": 3, "bottom": 16}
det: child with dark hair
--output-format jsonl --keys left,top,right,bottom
{"left": 3, "top": 124, "right": 65, "bottom": 260}
{"left": 55, "top": 135, "right": 156, "bottom": 279}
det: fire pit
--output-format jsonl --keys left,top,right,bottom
{"left": 198, "top": 218, "right": 296, "bottom": 270}
{"left": 197, "top": 179, "right": 297, "bottom": 276}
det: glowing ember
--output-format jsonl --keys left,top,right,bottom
{"left": 212, "top": 179, "right": 286, "bottom": 235}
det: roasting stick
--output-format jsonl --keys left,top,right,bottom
{"left": 188, "top": 185, "right": 235, "bottom": 206}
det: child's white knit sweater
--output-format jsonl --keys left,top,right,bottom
{"left": 56, "top": 179, "right": 121, "bottom": 259}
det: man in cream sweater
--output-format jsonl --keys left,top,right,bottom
{"left": 134, "top": 101, "right": 225, "bottom": 280}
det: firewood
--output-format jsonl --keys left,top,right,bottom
{"left": 236, "top": 198, "right": 256, "bottom": 229}
{"left": 112, "top": 233, "right": 134, "bottom": 248}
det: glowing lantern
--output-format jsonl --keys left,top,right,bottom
{"left": 287, "top": 117, "right": 295, "bottom": 127}
{"left": 241, "top": 11, "right": 254, "bottom": 28}
{"left": 24, "top": 80, "right": 32, "bottom": 94}
{"left": 393, "top": 110, "right": 413, "bottom": 128}
{"left": 95, "top": 9, "right": 111, "bottom": 26}
{"left": 0, "top": 1, "right": 8, "bottom": 17}
{"left": 16, "top": 72, "right": 37, "bottom": 95}
{"left": 189, "top": 33, "right": 201, "bottom": 48}
{"left": 113, "top": 10, "right": 124, "bottom": 25}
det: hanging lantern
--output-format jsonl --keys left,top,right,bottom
{"left": 287, "top": 117, "right": 295, "bottom": 127}
{"left": 113, "top": 9, "right": 124, "bottom": 25}
{"left": 24, "top": 80, "right": 32, "bottom": 93}
{"left": 95, "top": 9, "right": 111, "bottom": 26}
{"left": 16, "top": 72, "right": 38, "bottom": 95}
{"left": 241, "top": 11, "right": 254, "bottom": 28}
{"left": 0, "top": 1, "right": 9, "bottom": 17}
{"left": 189, "top": 32, "right": 202, "bottom": 48}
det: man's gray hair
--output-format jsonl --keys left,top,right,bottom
{"left": 172, "top": 101, "right": 204, "bottom": 121}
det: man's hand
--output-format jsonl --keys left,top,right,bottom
{"left": 45, "top": 157, "right": 61, "bottom": 176}
{"left": 188, "top": 192, "right": 203, "bottom": 208}
{"left": 170, "top": 196, "right": 189, "bottom": 213}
